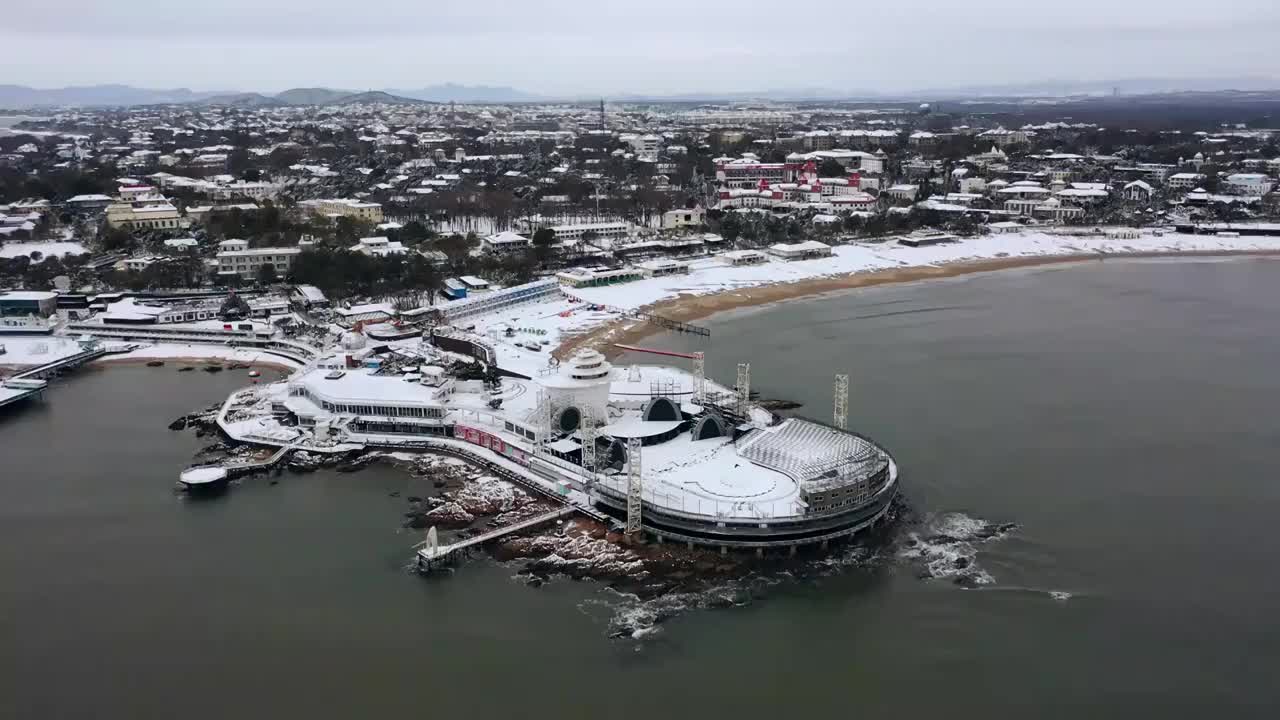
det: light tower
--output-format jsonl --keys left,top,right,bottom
{"left": 532, "top": 390, "right": 552, "bottom": 460}
{"left": 834, "top": 374, "right": 849, "bottom": 430}
{"left": 625, "top": 436, "right": 643, "bottom": 541}
{"left": 736, "top": 362, "right": 751, "bottom": 413}
{"left": 580, "top": 404, "right": 597, "bottom": 478}
{"left": 692, "top": 352, "right": 706, "bottom": 402}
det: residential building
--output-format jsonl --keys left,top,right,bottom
{"left": 1167, "top": 173, "right": 1205, "bottom": 191}
{"left": 660, "top": 207, "right": 705, "bottom": 230}
{"left": 351, "top": 236, "right": 407, "bottom": 256}
{"left": 299, "top": 198, "right": 384, "bottom": 223}
{"left": 978, "top": 127, "right": 1032, "bottom": 147}
{"left": 216, "top": 247, "right": 302, "bottom": 279}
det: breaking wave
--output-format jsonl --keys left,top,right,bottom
{"left": 896, "top": 511, "right": 1017, "bottom": 588}
{"left": 565, "top": 506, "right": 1019, "bottom": 640}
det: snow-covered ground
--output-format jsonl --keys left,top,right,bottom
{"left": 0, "top": 335, "right": 88, "bottom": 368}
{"left": 0, "top": 240, "right": 88, "bottom": 260}
{"left": 99, "top": 343, "right": 302, "bottom": 369}
{"left": 565, "top": 230, "right": 1280, "bottom": 312}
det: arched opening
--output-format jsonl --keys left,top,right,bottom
{"left": 642, "top": 396, "right": 681, "bottom": 422}
{"left": 557, "top": 405, "right": 582, "bottom": 434}
{"left": 606, "top": 439, "right": 628, "bottom": 470}
{"left": 692, "top": 414, "right": 726, "bottom": 441}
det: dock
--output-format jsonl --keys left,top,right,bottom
{"left": 0, "top": 345, "right": 109, "bottom": 411}
{"left": 416, "top": 506, "right": 577, "bottom": 571}
{"left": 179, "top": 446, "right": 293, "bottom": 488}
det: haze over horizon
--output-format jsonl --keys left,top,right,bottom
{"left": 5, "top": 0, "right": 1280, "bottom": 97}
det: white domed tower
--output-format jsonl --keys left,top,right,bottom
{"left": 540, "top": 349, "right": 613, "bottom": 433}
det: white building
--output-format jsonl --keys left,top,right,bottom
{"left": 213, "top": 181, "right": 280, "bottom": 201}
{"left": 482, "top": 231, "right": 531, "bottom": 254}
{"left": 1033, "top": 198, "right": 1085, "bottom": 222}
{"left": 660, "top": 207, "right": 705, "bottom": 230}
{"left": 351, "top": 236, "right": 407, "bottom": 256}
{"left": 628, "top": 134, "right": 662, "bottom": 160}
{"left": 1225, "top": 173, "right": 1275, "bottom": 196}
{"left": 518, "top": 220, "right": 630, "bottom": 244}
{"left": 299, "top": 198, "right": 384, "bottom": 223}
{"left": 1123, "top": 180, "right": 1154, "bottom": 202}
{"left": 1167, "top": 173, "right": 1205, "bottom": 191}
{"left": 767, "top": 240, "right": 833, "bottom": 260}
{"left": 216, "top": 247, "right": 302, "bottom": 279}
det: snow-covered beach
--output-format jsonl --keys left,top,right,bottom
{"left": 92, "top": 343, "right": 302, "bottom": 371}
{"left": 553, "top": 230, "right": 1280, "bottom": 358}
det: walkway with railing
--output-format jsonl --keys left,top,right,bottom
{"left": 416, "top": 506, "right": 576, "bottom": 570}
{"left": 1, "top": 346, "right": 110, "bottom": 411}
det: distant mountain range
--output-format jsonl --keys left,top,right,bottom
{"left": 0, "top": 85, "right": 433, "bottom": 109}
{"left": 2, "top": 77, "right": 1278, "bottom": 109}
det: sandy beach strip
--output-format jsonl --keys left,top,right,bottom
{"left": 556, "top": 249, "right": 1280, "bottom": 360}
{"left": 92, "top": 344, "right": 300, "bottom": 372}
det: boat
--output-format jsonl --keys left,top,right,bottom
{"left": 0, "top": 315, "right": 54, "bottom": 335}
{"left": 248, "top": 370, "right": 261, "bottom": 378}
{"left": 179, "top": 466, "right": 229, "bottom": 492}
{"left": 146, "top": 360, "right": 165, "bottom": 367}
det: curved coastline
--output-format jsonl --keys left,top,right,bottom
{"left": 557, "top": 249, "right": 1280, "bottom": 360}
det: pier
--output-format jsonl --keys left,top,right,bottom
{"left": 416, "top": 506, "right": 577, "bottom": 572}
{"left": 562, "top": 291, "right": 711, "bottom": 337}
{"left": 632, "top": 309, "right": 710, "bottom": 336}
{"left": 0, "top": 345, "right": 109, "bottom": 412}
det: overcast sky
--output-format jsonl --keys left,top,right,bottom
{"left": 5, "top": 0, "right": 1279, "bottom": 94}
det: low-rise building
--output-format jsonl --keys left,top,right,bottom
{"left": 351, "top": 236, "right": 407, "bottom": 256}
{"left": 660, "top": 207, "right": 705, "bottom": 230}
{"left": 1225, "top": 173, "right": 1275, "bottom": 196}
{"left": 721, "top": 249, "right": 768, "bottom": 265}
{"left": 299, "top": 198, "right": 384, "bottom": 223}
{"left": 1124, "top": 180, "right": 1154, "bottom": 202}
{"left": 482, "top": 231, "right": 531, "bottom": 254}
{"left": 768, "top": 240, "right": 833, "bottom": 260}
{"left": 216, "top": 247, "right": 301, "bottom": 279}
{"left": 0, "top": 290, "right": 58, "bottom": 318}
{"left": 105, "top": 200, "right": 186, "bottom": 231}
{"left": 517, "top": 220, "right": 630, "bottom": 245}
{"left": 1167, "top": 173, "right": 1205, "bottom": 191}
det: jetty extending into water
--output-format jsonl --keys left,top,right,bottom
{"left": 0, "top": 345, "right": 110, "bottom": 412}
{"left": 416, "top": 505, "right": 577, "bottom": 572}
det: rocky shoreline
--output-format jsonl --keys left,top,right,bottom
{"left": 168, "top": 409, "right": 1019, "bottom": 637}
